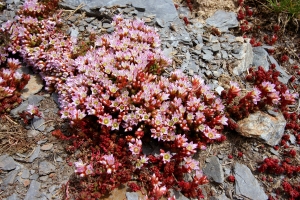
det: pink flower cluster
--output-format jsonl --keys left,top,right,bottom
{"left": 74, "top": 159, "right": 94, "bottom": 177}
{"left": 0, "top": 58, "right": 30, "bottom": 114}
{"left": 1, "top": 0, "right": 76, "bottom": 92}
{"left": 55, "top": 16, "right": 227, "bottom": 146}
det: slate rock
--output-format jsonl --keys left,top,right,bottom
{"left": 2, "top": 169, "right": 19, "bottom": 188}
{"left": 27, "top": 129, "right": 40, "bottom": 137}
{"left": 28, "top": 145, "right": 40, "bottom": 163}
{"left": 21, "top": 169, "right": 30, "bottom": 179}
{"left": 32, "top": 116, "right": 46, "bottom": 131}
{"left": 60, "top": 0, "right": 191, "bottom": 42}
{"left": 232, "top": 42, "right": 253, "bottom": 75}
{"left": 70, "top": 26, "right": 79, "bottom": 38}
{"left": 236, "top": 111, "right": 286, "bottom": 146}
{"left": 21, "top": 74, "right": 44, "bottom": 99}
{"left": 267, "top": 55, "right": 291, "bottom": 84}
{"left": 24, "top": 180, "right": 41, "bottom": 200}
{"left": 206, "top": 10, "right": 238, "bottom": 32}
{"left": 7, "top": 193, "right": 20, "bottom": 200}
{"left": 252, "top": 47, "right": 269, "bottom": 70}
{"left": 211, "top": 43, "right": 221, "bottom": 52}
{"left": 39, "top": 161, "right": 56, "bottom": 175}
{"left": 10, "top": 101, "right": 29, "bottom": 117}
{"left": 169, "top": 189, "right": 189, "bottom": 200}
{"left": 203, "top": 156, "right": 224, "bottom": 183}
{"left": 28, "top": 95, "right": 44, "bottom": 106}
{"left": 0, "top": 154, "right": 17, "bottom": 171}
{"left": 156, "top": 18, "right": 165, "bottom": 27}
{"left": 126, "top": 192, "right": 139, "bottom": 200}
{"left": 234, "top": 163, "right": 268, "bottom": 200}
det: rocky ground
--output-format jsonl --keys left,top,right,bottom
{"left": 0, "top": 0, "right": 299, "bottom": 199}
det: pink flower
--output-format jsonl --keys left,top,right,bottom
{"left": 74, "top": 159, "right": 93, "bottom": 177}
{"left": 27, "top": 104, "right": 39, "bottom": 115}
{"left": 183, "top": 142, "right": 198, "bottom": 155}
{"left": 229, "top": 81, "right": 241, "bottom": 96}
{"left": 100, "top": 154, "right": 116, "bottom": 174}
{"left": 128, "top": 138, "right": 142, "bottom": 155}
{"left": 268, "top": 91, "right": 281, "bottom": 104}
{"left": 184, "top": 157, "right": 200, "bottom": 173}
{"left": 99, "top": 114, "right": 112, "bottom": 127}
{"left": 261, "top": 81, "right": 276, "bottom": 93}
{"left": 249, "top": 87, "right": 261, "bottom": 104}
{"left": 203, "top": 126, "right": 221, "bottom": 140}
{"left": 135, "top": 155, "right": 149, "bottom": 169}
{"left": 153, "top": 185, "right": 167, "bottom": 198}
{"left": 160, "top": 151, "right": 174, "bottom": 163}
{"left": 175, "top": 134, "right": 188, "bottom": 148}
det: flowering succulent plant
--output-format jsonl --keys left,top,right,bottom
{"left": 0, "top": 58, "right": 30, "bottom": 115}
{"left": 1, "top": 0, "right": 299, "bottom": 199}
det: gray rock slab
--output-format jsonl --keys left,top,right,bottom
{"left": 60, "top": 0, "right": 191, "bottom": 42}
{"left": 39, "top": 161, "right": 56, "bottom": 175}
{"left": 252, "top": 47, "right": 269, "bottom": 70}
{"left": 0, "top": 154, "right": 17, "bottom": 171}
{"left": 203, "top": 156, "right": 224, "bottom": 184}
{"left": 28, "top": 95, "right": 44, "bottom": 106}
{"left": 28, "top": 145, "right": 40, "bottom": 163}
{"left": 3, "top": 169, "right": 19, "bottom": 186}
{"left": 7, "top": 193, "right": 21, "bottom": 200}
{"left": 267, "top": 55, "right": 291, "bottom": 84}
{"left": 169, "top": 189, "right": 189, "bottom": 200}
{"left": 126, "top": 192, "right": 139, "bottom": 200}
{"left": 21, "top": 74, "right": 44, "bottom": 99}
{"left": 24, "top": 180, "right": 41, "bottom": 200}
{"left": 32, "top": 116, "right": 46, "bottom": 131}
{"left": 232, "top": 42, "right": 253, "bottom": 75}
{"left": 21, "top": 168, "right": 30, "bottom": 179}
{"left": 206, "top": 10, "right": 238, "bottom": 32}
{"left": 10, "top": 101, "right": 29, "bottom": 117}
{"left": 234, "top": 163, "right": 268, "bottom": 200}
{"left": 236, "top": 111, "right": 286, "bottom": 146}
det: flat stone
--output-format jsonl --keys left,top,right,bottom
{"left": 126, "top": 192, "right": 139, "bottom": 200}
{"left": 206, "top": 10, "right": 238, "bottom": 32}
{"left": 0, "top": 154, "right": 17, "bottom": 171}
{"left": 60, "top": 0, "right": 190, "bottom": 42}
{"left": 32, "top": 116, "right": 46, "bottom": 131}
{"left": 39, "top": 175, "right": 49, "bottom": 182}
{"left": 28, "top": 95, "right": 44, "bottom": 106}
{"left": 10, "top": 101, "right": 29, "bottom": 117}
{"left": 234, "top": 163, "right": 268, "bottom": 200}
{"left": 41, "top": 143, "right": 53, "bottom": 151}
{"left": 211, "top": 43, "right": 221, "bottom": 52}
{"left": 30, "top": 173, "right": 39, "bottom": 180}
{"left": 28, "top": 145, "right": 40, "bottom": 163}
{"left": 21, "top": 169, "right": 30, "bottom": 179}
{"left": 215, "top": 86, "right": 224, "bottom": 95}
{"left": 3, "top": 169, "right": 19, "bottom": 186}
{"left": 267, "top": 55, "right": 291, "bottom": 84}
{"left": 39, "top": 161, "right": 56, "bottom": 175}
{"left": 236, "top": 111, "right": 286, "bottom": 146}
{"left": 252, "top": 47, "right": 269, "bottom": 70}
{"left": 7, "top": 193, "right": 20, "bottom": 200}
{"left": 203, "top": 156, "right": 224, "bottom": 184}
{"left": 27, "top": 129, "right": 40, "bottom": 138}
{"left": 69, "top": 26, "right": 79, "bottom": 38}
{"left": 24, "top": 180, "right": 41, "bottom": 200}
{"left": 156, "top": 18, "right": 165, "bottom": 28}
{"left": 169, "top": 189, "right": 189, "bottom": 200}
{"left": 21, "top": 74, "right": 43, "bottom": 99}
{"left": 232, "top": 42, "right": 253, "bottom": 75}
{"left": 102, "top": 22, "right": 112, "bottom": 29}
